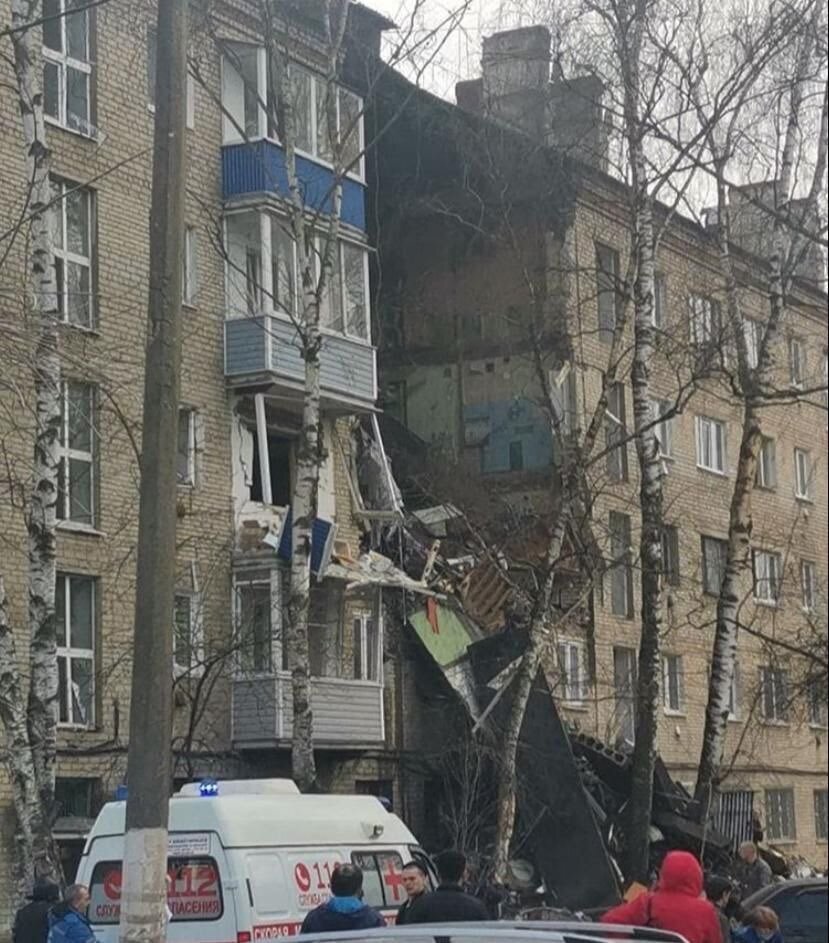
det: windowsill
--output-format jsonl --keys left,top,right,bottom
{"left": 760, "top": 718, "right": 790, "bottom": 727}
{"left": 727, "top": 714, "right": 742, "bottom": 724}
{"left": 222, "top": 135, "right": 366, "bottom": 185}
{"left": 754, "top": 484, "right": 777, "bottom": 493}
{"left": 57, "top": 521, "right": 104, "bottom": 537}
{"left": 276, "top": 670, "right": 381, "bottom": 688}
{"left": 58, "top": 723, "right": 96, "bottom": 732}
{"left": 44, "top": 114, "right": 97, "bottom": 142}
{"left": 177, "top": 481, "right": 196, "bottom": 491}
{"left": 795, "top": 494, "right": 814, "bottom": 504}
{"left": 663, "top": 709, "right": 686, "bottom": 717}
{"left": 561, "top": 701, "right": 591, "bottom": 712}
{"left": 182, "top": 300, "right": 198, "bottom": 311}
{"left": 754, "top": 598, "right": 779, "bottom": 609}
{"left": 809, "top": 722, "right": 829, "bottom": 731}
{"left": 58, "top": 320, "right": 99, "bottom": 336}
{"left": 696, "top": 464, "right": 728, "bottom": 478}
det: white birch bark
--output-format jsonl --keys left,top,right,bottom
{"left": 8, "top": 0, "right": 62, "bottom": 884}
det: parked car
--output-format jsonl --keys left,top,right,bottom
{"left": 298, "top": 922, "right": 690, "bottom": 942}
{"left": 742, "top": 878, "right": 828, "bottom": 943}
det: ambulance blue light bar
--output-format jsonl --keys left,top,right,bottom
{"left": 199, "top": 778, "right": 219, "bottom": 797}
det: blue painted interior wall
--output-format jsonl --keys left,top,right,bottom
{"left": 463, "top": 397, "right": 553, "bottom": 473}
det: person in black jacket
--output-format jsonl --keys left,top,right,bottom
{"left": 402, "top": 850, "right": 489, "bottom": 925}
{"left": 299, "top": 864, "right": 384, "bottom": 935}
{"left": 13, "top": 880, "right": 60, "bottom": 943}
{"left": 396, "top": 861, "right": 429, "bottom": 925}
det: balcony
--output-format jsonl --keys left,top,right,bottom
{"left": 222, "top": 141, "right": 366, "bottom": 232}
{"left": 232, "top": 675, "right": 385, "bottom": 749}
{"left": 224, "top": 315, "right": 377, "bottom": 412}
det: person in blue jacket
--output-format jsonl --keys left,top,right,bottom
{"left": 47, "top": 886, "right": 95, "bottom": 943}
{"left": 732, "top": 906, "right": 784, "bottom": 943}
{"left": 300, "top": 864, "right": 385, "bottom": 935}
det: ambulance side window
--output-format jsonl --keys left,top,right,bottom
{"left": 351, "top": 851, "right": 404, "bottom": 910}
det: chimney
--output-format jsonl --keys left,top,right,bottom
{"left": 481, "top": 25, "right": 551, "bottom": 139}
{"left": 547, "top": 73, "right": 609, "bottom": 171}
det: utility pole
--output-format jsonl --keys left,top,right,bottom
{"left": 118, "top": 0, "right": 188, "bottom": 941}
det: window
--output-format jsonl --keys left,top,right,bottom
{"left": 809, "top": 680, "right": 828, "bottom": 727}
{"left": 701, "top": 535, "right": 728, "bottom": 596}
{"left": 606, "top": 382, "right": 628, "bottom": 482}
{"left": 789, "top": 336, "right": 805, "bottom": 387}
{"left": 695, "top": 415, "right": 727, "bottom": 473}
{"left": 753, "top": 550, "right": 781, "bottom": 604}
{"left": 652, "top": 273, "right": 666, "bottom": 328}
{"left": 596, "top": 243, "right": 620, "bottom": 344}
{"left": 689, "top": 293, "right": 721, "bottom": 348}
{"left": 55, "top": 777, "right": 98, "bottom": 818}
{"left": 609, "top": 512, "right": 633, "bottom": 618}
{"left": 182, "top": 226, "right": 198, "bottom": 305}
{"left": 794, "top": 448, "right": 813, "bottom": 500}
{"left": 235, "top": 571, "right": 273, "bottom": 673}
{"left": 801, "top": 560, "right": 817, "bottom": 612}
{"left": 822, "top": 351, "right": 828, "bottom": 414}
{"left": 353, "top": 612, "right": 379, "bottom": 682}
{"left": 815, "top": 790, "right": 828, "bottom": 840}
{"left": 773, "top": 887, "right": 828, "bottom": 927}
{"left": 58, "top": 381, "right": 96, "bottom": 526}
{"left": 351, "top": 852, "right": 405, "bottom": 910}
{"left": 727, "top": 664, "right": 740, "bottom": 720}
{"left": 765, "top": 788, "right": 796, "bottom": 841}
{"left": 743, "top": 318, "right": 762, "bottom": 369}
{"left": 508, "top": 440, "right": 524, "bottom": 472}
{"left": 550, "top": 366, "right": 578, "bottom": 436}
{"left": 51, "top": 179, "right": 94, "bottom": 328}
{"left": 650, "top": 398, "right": 674, "bottom": 459}
{"left": 661, "top": 525, "right": 680, "bottom": 586}
{"left": 755, "top": 437, "right": 776, "bottom": 489}
{"left": 662, "top": 654, "right": 685, "bottom": 713}
{"left": 341, "top": 241, "right": 369, "bottom": 338}
{"left": 147, "top": 26, "right": 194, "bottom": 127}
{"left": 271, "top": 218, "right": 297, "bottom": 316}
{"left": 760, "top": 666, "right": 789, "bottom": 722}
{"left": 177, "top": 408, "right": 196, "bottom": 485}
{"left": 56, "top": 573, "right": 96, "bottom": 727}
{"left": 556, "top": 640, "right": 588, "bottom": 704}
{"left": 613, "top": 646, "right": 637, "bottom": 744}
{"left": 43, "top": 0, "right": 92, "bottom": 134}
{"left": 173, "top": 593, "right": 203, "bottom": 674}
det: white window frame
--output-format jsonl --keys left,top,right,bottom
{"left": 727, "top": 664, "right": 741, "bottom": 721}
{"left": 815, "top": 789, "right": 829, "bottom": 841}
{"left": 765, "top": 787, "right": 797, "bottom": 841}
{"left": 789, "top": 336, "right": 805, "bottom": 388}
{"left": 689, "top": 293, "right": 720, "bottom": 347}
{"left": 651, "top": 273, "right": 666, "bottom": 329}
{"left": 701, "top": 535, "right": 728, "bottom": 596}
{"left": 808, "top": 680, "right": 828, "bottom": 728}
{"left": 613, "top": 646, "right": 637, "bottom": 744}
{"left": 755, "top": 436, "right": 776, "bottom": 490}
{"left": 801, "top": 560, "right": 817, "bottom": 613}
{"left": 605, "top": 382, "right": 628, "bottom": 482}
{"left": 794, "top": 447, "right": 813, "bottom": 501}
{"left": 353, "top": 610, "right": 381, "bottom": 683}
{"left": 742, "top": 318, "right": 762, "bottom": 369}
{"left": 695, "top": 415, "right": 727, "bottom": 474}
{"left": 661, "top": 653, "right": 685, "bottom": 714}
{"left": 52, "top": 179, "right": 95, "bottom": 328}
{"left": 56, "top": 573, "right": 96, "bottom": 728}
{"left": 753, "top": 550, "right": 781, "bottom": 605}
{"left": 760, "top": 666, "right": 789, "bottom": 723}
{"left": 233, "top": 569, "right": 281, "bottom": 676}
{"left": 556, "top": 639, "right": 589, "bottom": 706}
{"left": 177, "top": 407, "right": 197, "bottom": 486}
{"left": 182, "top": 226, "right": 198, "bottom": 305}
{"left": 173, "top": 589, "right": 204, "bottom": 676}
{"left": 650, "top": 398, "right": 674, "bottom": 460}
{"left": 43, "top": 0, "right": 92, "bottom": 135}
{"left": 58, "top": 380, "right": 96, "bottom": 527}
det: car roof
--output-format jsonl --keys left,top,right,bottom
{"left": 297, "top": 922, "right": 690, "bottom": 942}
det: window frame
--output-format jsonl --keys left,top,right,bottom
{"left": 58, "top": 379, "right": 97, "bottom": 527}
{"left": 613, "top": 646, "right": 637, "bottom": 744}
{"left": 701, "top": 535, "right": 728, "bottom": 596}
{"left": 233, "top": 569, "right": 280, "bottom": 676}
{"left": 808, "top": 679, "right": 828, "bottom": 728}
{"left": 650, "top": 397, "right": 674, "bottom": 460}
{"left": 689, "top": 293, "right": 721, "bottom": 348}
{"left": 605, "top": 382, "right": 628, "bottom": 482}
{"left": 794, "top": 447, "right": 813, "bottom": 501}
{"left": 595, "top": 243, "right": 620, "bottom": 344}
{"left": 56, "top": 572, "right": 96, "bottom": 729}
{"left": 652, "top": 273, "right": 666, "bottom": 329}
{"left": 788, "top": 336, "right": 805, "bottom": 388}
{"left": 759, "top": 665, "right": 789, "bottom": 723}
{"left": 727, "top": 663, "right": 741, "bottom": 721}
{"left": 661, "top": 653, "right": 685, "bottom": 714}
{"left": 51, "top": 178, "right": 95, "bottom": 329}
{"left": 177, "top": 407, "right": 197, "bottom": 486}
{"left": 753, "top": 549, "right": 782, "bottom": 605}
{"left": 182, "top": 226, "right": 198, "bottom": 306}
{"left": 556, "top": 639, "right": 589, "bottom": 706}
{"left": 173, "top": 590, "right": 204, "bottom": 676}
{"left": 695, "top": 415, "right": 727, "bottom": 474}
{"left": 43, "top": 0, "right": 93, "bottom": 136}
{"left": 815, "top": 789, "right": 829, "bottom": 841}
{"left": 800, "top": 559, "right": 817, "bottom": 613}
{"left": 765, "top": 787, "right": 797, "bottom": 841}
{"left": 352, "top": 609, "right": 380, "bottom": 683}
{"left": 742, "top": 318, "right": 762, "bottom": 370}
{"left": 609, "top": 511, "right": 633, "bottom": 618}
{"left": 660, "top": 524, "right": 680, "bottom": 587}
{"left": 755, "top": 436, "right": 777, "bottom": 490}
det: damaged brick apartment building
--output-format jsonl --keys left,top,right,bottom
{"left": 372, "top": 24, "right": 828, "bottom": 872}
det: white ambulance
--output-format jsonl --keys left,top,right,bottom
{"left": 75, "top": 779, "right": 431, "bottom": 940}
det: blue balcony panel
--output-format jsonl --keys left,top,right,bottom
{"left": 222, "top": 140, "right": 366, "bottom": 232}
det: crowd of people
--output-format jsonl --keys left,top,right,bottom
{"left": 12, "top": 842, "right": 783, "bottom": 942}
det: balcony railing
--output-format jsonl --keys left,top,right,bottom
{"left": 232, "top": 675, "right": 385, "bottom": 748}
{"left": 222, "top": 140, "right": 366, "bottom": 232}
{"left": 224, "top": 315, "right": 377, "bottom": 411}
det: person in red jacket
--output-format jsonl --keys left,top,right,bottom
{"left": 601, "top": 851, "right": 724, "bottom": 943}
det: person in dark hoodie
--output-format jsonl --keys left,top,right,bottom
{"left": 299, "top": 863, "right": 384, "bottom": 935}
{"left": 705, "top": 874, "right": 734, "bottom": 943}
{"left": 402, "top": 850, "right": 489, "bottom": 925}
{"left": 47, "top": 885, "right": 94, "bottom": 943}
{"left": 600, "top": 850, "right": 723, "bottom": 943}
{"left": 13, "top": 880, "right": 60, "bottom": 943}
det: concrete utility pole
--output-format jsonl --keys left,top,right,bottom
{"left": 118, "top": 0, "right": 188, "bottom": 941}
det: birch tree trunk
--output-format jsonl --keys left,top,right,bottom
{"left": 619, "top": 0, "right": 665, "bottom": 882}
{"left": 8, "top": 0, "right": 62, "bottom": 884}
{"left": 694, "top": 1, "right": 827, "bottom": 814}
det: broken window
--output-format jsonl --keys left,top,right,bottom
{"left": 250, "top": 429, "right": 293, "bottom": 507}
